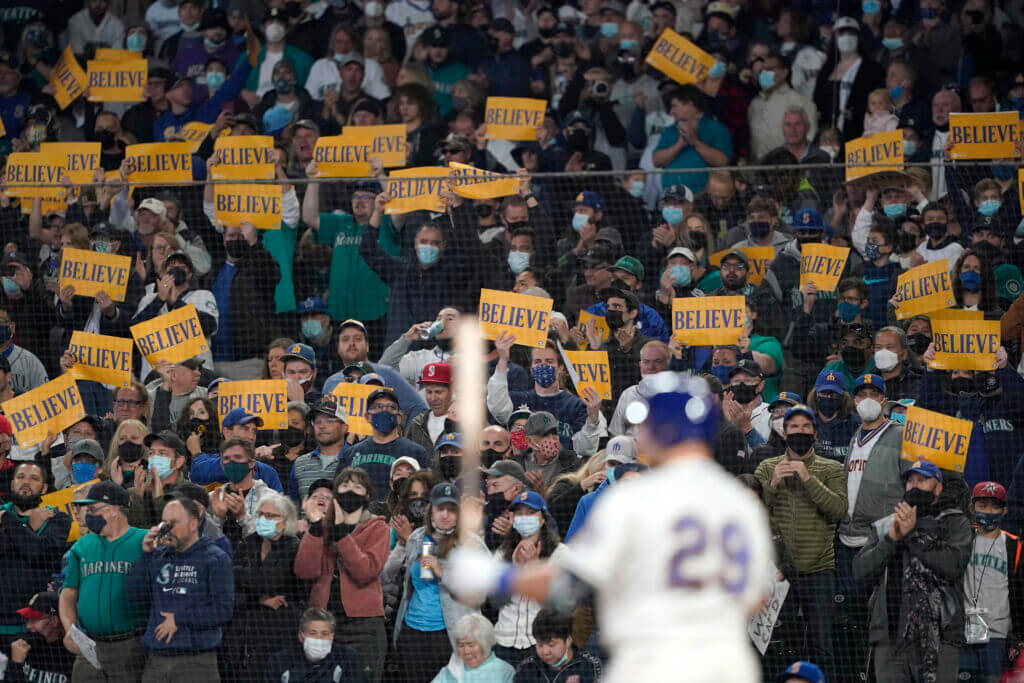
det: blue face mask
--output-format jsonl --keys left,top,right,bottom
{"left": 838, "top": 301, "right": 862, "bottom": 322}
{"left": 512, "top": 515, "right": 542, "bottom": 537}
{"left": 975, "top": 511, "right": 1002, "bottom": 532}
{"left": 978, "top": 199, "right": 1001, "bottom": 216}
{"left": 757, "top": 70, "right": 775, "bottom": 90}
{"left": 883, "top": 38, "right": 904, "bottom": 52}
{"left": 126, "top": 32, "right": 146, "bottom": 52}
{"left": 600, "top": 22, "right": 619, "bottom": 37}
{"left": 0, "top": 324, "right": 12, "bottom": 346}
{"left": 619, "top": 39, "right": 638, "bottom": 50}
{"left": 2, "top": 277, "right": 20, "bottom": 295}
{"left": 148, "top": 455, "right": 173, "bottom": 479}
{"left": 416, "top": 244, "right": 440, "bottom": 266}
{"left": 628, "top": 181, "right": 645, "bottom": 198}
{"left": 890, "top": 411, "right": 906, "bottom": 424}
{"left": 72, "top": 462, "right": 97, "bottom": 484}
{"left": 960, "top": 270, "right": 982, "bottom": 292}
{"left": 532, "top": 364, "right": 557, "bottom": 387}
{"left": 903, "top": 139, "right": 918, "bottom": 156}
{"left": 553, "top": 650, "right": 570, "bottom": 668}
{"left": 920, "top": 7, "right": 937, "bottom": 19}
{"left": 710, "top": 364, "right": 732, "bottom": 384}
{"left": 302, "top": 319, "right": 324, "bottom": 339}
{"left": 671, "top": 264, "right": 691, "bottom": 287}
{"left": 709, "top": 61, "right": 726, "bottom": 79}
{"left": 205, "top": 71, "right": 226, "bottom": 91}
{"left": 661, "top": 206, "right": 683, "bottom": 225}
{"left": 369, "top": 410, "right": 398, "bottom": 434}
{"left": 507, "top": 251, "right": 530, "bottom": 274}
{"left": 255, "top": 516, "right": 280, "bottom": 539}
{"left": 993, "top": 165, "right": 1014, "bottom": 181}
{"left": 883, "top": 203, "right": 906, "bottom": 218}
{"left": 862, "top": 0, "right": 881, "bottom": 13}
{"left": 204, "top": 37, "right": 224, "bottom": 50}
{"left": 572, "top": 212, "right": 590, "bottom": 232}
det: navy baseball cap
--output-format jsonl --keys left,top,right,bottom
{"left": 793, "top": 208, "right": 826, "bottom": 231}
{"left": 73, "top": 480, "right": 130, "bottom": 507}
{"left": 815, "top": 369, "right": 846, "bottom": 395}
{"left": 852, "top": 373, "right": 885, "bottom": 395}
{"left": 435, "top": 432, "right": 463, "bottom": 452}
{"left": 903, "top": 459, "right": 942, "bottom": 483}
{"left": 222, "top": 408, "right": 264, "bottom": 428}
{"left": 430, "top": 482, "right": 460, "bottom": 506}
{"left": 783, "top": 403, "right": 816, "bottom": 425}
{"left": 207, "top": 376, "right": 229, "bottom": 393}
{"left": 776, "top": 661, "right": 825, "bottom": 683}
{"left": 573, "top": 191, "right": 605, "bottom": 212}
{"left": 281, "top": 342, "right": 315, "bottom": 366}
{"left": 297, "top": 296, "right": 327, "bottom": 315}
{"left": 770, "top": 391, "right": 802, "bottom": 408}
{"left": 507, "top": 490, "right": 549, "bottom": 513}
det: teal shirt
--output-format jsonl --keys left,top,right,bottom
{"left": 750, "top": 334, "right": 783, "bottom": 402}
{"left": 64, "top": 527, "right": 148, "bottom": 636}
{"left": 405, "top": 546, "right": 446, "bottom": 632}
{"left": 655, "top": 114, "right": 733, "bottom": 192}
{"left": 245, "top": 45, "right": 314, "bottom": 91}
{"left": 262, "top": 221, "right": 298, "bottom": 313}
{"left": 315, "top": 212, "right": 401, "bottom": 321}
{"left": 428, "top": 61, "right": 472, "bottom": 117}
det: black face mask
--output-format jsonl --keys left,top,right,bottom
{"left": 487, "top": 36, "right": 500, "bottom": 53}
{"left": 335, "top": 490, "right": 366, "bottom": 513}
{"left": 554, "top": 42, "right": 574, "bottom": 58}
{"left": 480, "top": 448, "right": 505, "bottom": 469}
{"left": 907, "top": 332, "right": 931, "bottom": 356}
{"left": 950, "top": 376, "right": 974, "bottom": 394}
{"left": 485, "top": 491, "right": 507, "bottom": 513}
{"left": 566, "top": 129, "right": 590, "bottom": 152}
{"left": 975, "top": 371, "right": 1000, "bottom": 395}
{"left": 225, "top": 239, "right": 250, "bottom": 260}
{"left": 904, "top": 487, "right": 935, "bottom": 514}
{"left": 538, "top": 26, "right": 556, "bottom": 39}
{"left": 167, "top": 266, "right": 188, "bottom": 287}
{"left": 390, "top": 476, "right": 407, "bottom": 493}
{"left": 925, "top": 222, "right": 946, "bottom": 241}
{"left": 816, "top": 395, "right": 840, "bottom": 418}
{"left": 10, "top": 491, "right": 42, "bottom": 510}
{"left": 896, "top": 230, "right": 919, "bottom": 254}
{"left": 728, "top": 383, "right": 758, "bottom": 404}
{"left": 187, "top": 417, "right": 208, "bottom": 434}
{"left": 786, "top": 432, "right": 815, "bottom": 456}
{"left": 407, "top": 497, "right": 429, "bottom": 523}
{"left": 841, "top": 346, "right": 867, "bottom": 371}
{"left": 279, "top": 426, "right": 305, "bottom": 447}
{"left": 439, "top": 456, "right": 462, "bottom": 480}
{"left": 934, "top": 121, "right": 950, "bottom": 133}
{"left": 505, "top": 220, "right": 530, "bottom": 232}
{"left": 689, "top": 231, "right": 707, "bottom": 251}
{"left": 97, "top": 129, "right": 116, "bottom": 148}
{"left": 118, "top": 441, "right": 143, "bottom": 463}
{"left": 796, "top": 234, "right": 821, "bottom": 246}
{"left": 605, "top": 310, "right": 625, "bottom": 330}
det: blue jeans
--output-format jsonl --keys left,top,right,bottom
{"left": 959, "top": 638, "right": 1007, "bottom": 683}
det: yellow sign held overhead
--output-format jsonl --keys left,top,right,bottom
{"left": 123, "top": 142, "right": 192, "bottom": 186}
{"left": 645, "top": 28, "right": 716, "bottom": 85}
{"left": 130, "top": 305, "right": 208, "bottom": 365}
{"left": 799, "top": 243, "right": 850, "bottom": 292}
{"left": 329, "top": 382, "right": 381, "bottom": 436}
{"left": 929, "top": 317, "right": 1000, "bottom": 371}
{"left": 213, "top": 184, "right": 283, "bottom": 230}
{"left": 217, "top": 380, "right": 288, "bottom": 430}
{"left": 710, "top": 247, "right": 775, "bottom": 286}
{"left": 478, "top": 289, "right": 553, "bottom": 348}
{"left": 51, "top": 46, "right": 87, "bottom": 110}
{"left": 448, "top": 162, "right": 519, "bottom": 199}
{"left": 564, "top": 350, "right": 612, "bottom": 400}
{"left": 577, "top": 309, "right": 610, "bottom": 350}
{"left": 893, "top": 259, "right": 955, "bottom": 319}
{"left": 384, "top": 167, "right": 450, "bottom": 214}
{"left": 901, "top": 406, "right": 972, "bottom": 473}
{"left": 212, "top": 136, "right": 276, "bottom": 180}
{"left": 313, "top": 125, "right": 407, "bottom": 176}
{"left": 671, "top": 296, "right": 745, "bottom": 346}
{"left": 68, "top": 331, "right": 133, "bottom": 387}
{"left": 483, "top": 97, "right": 546, "bottom": 141}
{"left": 87, "top": 59, "right": 147, "bottom": 102}
{"left": 949, "top": 112, "right": 1021, "bottom": 160}
{"left": 2, "top": 374, "right": 85, "bottom": 448}
{"left": 58, "top": 248, "right": 132, "bottom": 301}
{"left": 845, "top": 130, "right": 903, "bottom": 182}
{"left": 4, "top": 151, "right": 67, "bottom": 199}
{"left": 40, "top": 142, "right": 100, "bottom": 186}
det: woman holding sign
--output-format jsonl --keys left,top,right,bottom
{"left": 952, "top": 249, "right": 1003, "bottom": 319}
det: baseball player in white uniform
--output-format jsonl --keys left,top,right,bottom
{"left": 450, "top": 373, "right": 773, "bottom": 682}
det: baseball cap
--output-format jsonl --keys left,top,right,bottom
{"left": 148, "top": 66, "right": 174, "bottom": 82}
{"left": 581, "top": 246, "right": 615, "bottom": 267}
{"left": 352, "top": 180, "right": 383, "bottom": 195}
{"left": 294, "top": 119, "right": 320, "bottom": 135}
{"left": 436, "top": 432, "right": 463, "bottom": 452}
{"left": 137, "top": 197, "right": 167, "bottom": 217}
{"left": 165, "top": 251, "right": 195, "bottom": 273}
{"left": 1, "top": 252, "right": 30, "bottom": 268}
{"left": 729, "top": 359, "right": 763, "bottom": 380}
{"left": 263, "top": 7, "right": 288, "bottom": 23}
{"left": 352, "top": 98, "right": 383, "bottom": 118}
{"left": 222, "top": 407, "right": 264, "bottom": 428}
{"left": 390, "top": 456, "right": 421, "bottom": 477}
{"left": 841, "top": 322, "right": 874, "bottom": 341}
{"left": 903, "top": 458, "right": 942, "bottom": 483}
{"left": 419, "top": 362, "right": 452, "bottom": 385}
{"left": 776, "top": 661, "right": 825, "bottom": 683}
{"left": 89, "top": 221, "right": 121, "bottom": 239}
{"left": 783, "top": 403, "right": 816, "bottom": 424}
{"left": 199, "top": 8, "right": 230, "bottom": 31}
{"left": 508, "top": 408, "right": 531, "bottom": 429}
{"left": 69, "top": 438, "right": 104, "bottom": 463}
{"left": 507, "top": 490, "right": 549, "bottom": 513}
{"left": 972, "top": 481, "right": 1007, "bottom": 502}
{"left": 307, "top": 478, "right": 335, "bottom": 496}
{"left": 368, "top": 387, "right": 400, "bottom": 408}
{"left": 17, "top": 592, "right": 59, "bottom": 621}
{"left": 706, "top": 1, "right": 737, "bottom": 22}
{"left": 483, "top": 460, "right": 528, "bottom": 485}
{"left": 833, "top": 15, "right": 860, "bottom": 32}
{"left": 177, "top": 357, "right": 203, "bottom": 370}
{"left": 233, "top": 112, "right": 260, "bottom": 133}
{"left": 430, "top": 482, "right": 460, "bottom": 506}
{"left": 815, "top": 369, "right": 846, "bottom": 395}
{"left": 611, "top": 255, "right": 644, "bottom": 281}
{"left": 312, "top": 398, "right": 348, "bottom": 423}
{"left": 600, "top": 0, "right": 626, "bottom": 15}
{"left": 144, "top": 429, "right": 187, "bottom": 455}
{"left": 625, "top": 372, "right": 718, "bottom": 446}
{"left": 650, "top": 0, "right": 677, "bottom": 14}
{"left": 339, "top": 319, "right": 368, "bottom": 335}
{"left": 281, "top": 342, "right": 315, "bottom": 366}
{"left": 720, "top": 248, "right": 750, "bottom": 267}
{"left": 423, "top": 24, "right": 452, "bottom": 46}
{"left": 604, "top": 435, "right": 637, "bottom": 463}
{"left": 524, "top": 411, "right": 558, "bottom": 437}
{"left": 207, "top": 376, "right": 228, "bottom": 394}
{"left": 262, "top": 105, "right": 292, "bottom": 136}
{"left": 663, "top": 184, "right": 694, "bottom": 203}
{"left": 573, "top": 191, "right": 605, "bottom": 212}
{"left": 73, "top": 480, "right": 130, "bottom": 507}
{"left": 343, "top": 361, "right": 373, "bottom": 376}
{"left": 296, "top": 296, "right": 328, "bottom": 315}
{"left": 793, "top": 208, "right": 826, "bottom": 231}
{"left": 0, "top": 50, "right": 20, "bottom": 70}
{"left": 358, "top": 373, "right": 386, "bottom": 386}
{"left": 770, "top": 391, "right": 803, "bottom": 409}
{"left": 168, "top": 481, "right": 211, "bottom": 509}
{"left": 852, "top": 373, "right": 885, "bottom": 395}
{"left": 667, "top": 246, "right": 698, "bottom": 263}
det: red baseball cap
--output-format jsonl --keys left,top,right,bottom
{"left": 972, "top": 481, "right": 1007, "bottom": 502}
{"left": 418, "top": 362, "right": 452, "bottom": 385}
{"left": 0, "top": 414, "right": 12, "bottom": 437}
{"left": 17, "top": 592, "right": 58, "bottom": 620}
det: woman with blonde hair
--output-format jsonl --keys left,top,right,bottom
{"left": 104, "top": 419, "right": 150, "bottom": 489}
{"left": 545, "top": 452, "right": 606, "bottom": 535}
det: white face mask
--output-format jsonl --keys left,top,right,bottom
{"left": 856, "top": 397, "right": 882, "bottom": 422}
{"left": 770, "top": 415, "right": 785, "bottom": 438}
{"left": 836, "top": 34, "right": 858, "bottom": 54}
{"left": 303, "top": 636, "right": 332, "bottom": 661}
{"left": 873, "top": 349, "right": 899, "bottom": 372}
{"left": 265, "top": 22, "right": 286, "bottom": 43}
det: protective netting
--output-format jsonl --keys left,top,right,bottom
{"left": 1, "top": 158, "right": 1023, "bottom": 683}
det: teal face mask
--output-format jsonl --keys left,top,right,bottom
{"left": 890, "top": 412, "right": 906, "bottom": 424}
{"left": 600, "top": 22, "right": 618, "bottom": 37}
{"left": 301, "top": 319, "right": 324, "bottom": 339}
{"left": 661, "top": 206, "right": 683, "bottom": 225}
{"left": 883, "top": 203, "right": 906, "bottom": 218}
{"left": 149, "top": 455, "right": 173, "bottom": 479}
{"left": 671, "top": 264, "right": 691, "bottom": 287}
{"left": 978, "top": 199, "right": 1001, "bottom": 216}
{"left": 605, "top": 466, "right": 616, "bottom": 483}
{"left": 126, "top": 32, "right": 146, "bottom": 52}
{"left": 2, "top": 277, "right": 20, "bottom": 295}
{"left": 507, "top": 251, "right": 530, "bottom": 274}
{"left": 255, "top": 516, "right": 279, "bottom": 539}
{"left": 883, "top": 38, "right": 904, "bottom": 51}
{"left": 619, "top": 39, "right": 638, "bottom": 50}
{"left": 572, "top": 212, "right": 589, "bottom": 231}
{"left": 416, "top": 244, "right": 440, "bottom": 266}
{"left": 205, "top": 71, "right": 226, "bottom": 90}
{"left": 628, "top": 181, "right": 645, "bottom": 198}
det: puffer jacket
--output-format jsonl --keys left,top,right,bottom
{"left": 852, "top": 489, "right": 973, "bottom": 646}
{"left": 392, "top": 526, "right": 486, "bottom": 647}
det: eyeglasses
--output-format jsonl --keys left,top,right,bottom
{"left": 720, "top": 262, "right": 747, "bottom": 272}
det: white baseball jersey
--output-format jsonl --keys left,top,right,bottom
{"left": 560, "top": 456, "right": 773, "bottom": 682}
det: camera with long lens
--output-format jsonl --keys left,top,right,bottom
{"left": 591, "top": 80, "right": 611, "bottom": 98}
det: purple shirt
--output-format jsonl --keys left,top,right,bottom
{"left": 172, "top": 36, "right": 241, "bottom": 102}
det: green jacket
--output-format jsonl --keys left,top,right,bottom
{"left": 245, "top": 45, "right": 314, "bottom": 91}
{"left": 755, "top": 450, "right": 848, "bottom": 574}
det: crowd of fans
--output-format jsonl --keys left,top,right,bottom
{"left": 0, "top": 0, "right": 1022, "bottom": 681}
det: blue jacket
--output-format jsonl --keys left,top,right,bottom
{"left": 584, "top": 301, "right": 670, "bottom": 343}
{"left": 322, "top": 363, "right": 428, "bottom": 420}
{"left": 565, "top": 479, "right": 611, "bottom": 542}
{"left": 188, "top": 454, "right": 284, "bottom": 492}
{"left": 127, "top": 536, "right": 235, "bottom": 654}
{"left": 153, "top": 57, "right": 252, "bottom": 143}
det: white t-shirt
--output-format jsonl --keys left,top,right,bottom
{"left": 930, "top": 129, "right": 950, "bottom": 199}
{"left": 427, "top": 412, "right": 448, "bottom": 445}
{"left": 144, "top": 1, "right": 181, "bottom": 47}
{"left": 304, "top": 56, "right": 392, "bottom": 101}
{"left": 560, "top": 457, "right": 772, "bottom": 682}
{"left": 916, "top": 239, "right": 964, "bottom": 265}
{"left": 255, "top": 49, "right": 285, "bottom": 96}
{"left": 840, "top": 421, "right": 892, "bottom": 548}
{"left": 385, "top": 0, "right": 434, "bottom": 57}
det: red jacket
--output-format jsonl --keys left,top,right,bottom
{"left": 294, "top": 515, "right": 388, "bottom": 618}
